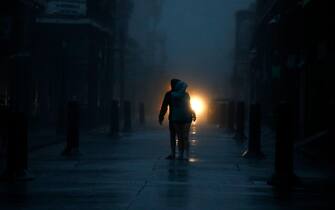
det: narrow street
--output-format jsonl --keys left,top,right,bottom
{"left": 1, "top": 1, "right": 333, "bottom": 209}
{"left": 0, "top": 125, "right": 331, "bottom": 210}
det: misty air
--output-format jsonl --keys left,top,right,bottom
{"left": 0, "top": 0, "right": 333, "bottom": 210}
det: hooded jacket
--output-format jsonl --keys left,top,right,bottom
{"left": 170, "top": 81, "right": 194, "bottom": 123}
{"left": 159, "top": 80, "right": 195, "bottom": 123}
{"left": 159, "top": 79, "right": 180, "bottom": 122}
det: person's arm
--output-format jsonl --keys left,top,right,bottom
{"left": 187, "top": 93, "right": 196, "bottom": 122}
{"left": 159, "top": 92, "right": 170, "bottom": 124}
{"left": 191, "top": 110, "right": 197, "bottom": 122}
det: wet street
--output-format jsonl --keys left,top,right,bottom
{"left": 0, "top": 125, "right": 332, "bottom": 210}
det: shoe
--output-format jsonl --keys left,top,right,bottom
{"left": 165, "top": 155, "right": 175, "bottom": 160}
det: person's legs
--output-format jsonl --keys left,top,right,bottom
{"left": 166, "top": 121, "right": 176, "bottom": 159}
{"left": 183, "top": 123, "right": 191, "bottom": 159}
{"left": 174, "top": 123, "right": 184, "bottom": 159}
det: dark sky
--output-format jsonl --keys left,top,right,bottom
{"left": 159, "top": 0, "right": 253, "bottom": 96}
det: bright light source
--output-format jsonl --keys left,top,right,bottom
{"left": 191, "top": 96, "right": 206, "bottom": 116}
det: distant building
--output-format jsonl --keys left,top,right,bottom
{"left": 232, "top": 6, "right": 255, "bottom": 104}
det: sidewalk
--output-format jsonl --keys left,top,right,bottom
{"left": 0, "top": 125, "right": 333, "bottom": 210}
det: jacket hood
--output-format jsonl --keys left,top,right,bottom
{"left": 172, "top": 81, "right": 188, "bottom": 98}
{"left": 175, "top": 81, "right": 188, "bottom": 92}
{"left": 170, "top": 79, "right": 180, "bottom": 91}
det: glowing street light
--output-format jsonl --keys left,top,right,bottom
{"left": 191, "top": 96, "right": 206, "bottom": 116}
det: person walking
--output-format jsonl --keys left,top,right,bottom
{"left": 159, "top": 79, "right": 196, "bottom": 160}
{"left": 159, "top": 79, "right": 180, "bottom": 159}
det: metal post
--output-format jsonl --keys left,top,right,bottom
{"left": 243, "top": 103, "right": 264, "bottom": 158}
{"left": 110, "top": 100, "right": 119, "bottom": 137}
{"left": 139, "top": 102, "right": 145, "bottom": 125}
{"left": 208, "top": 101, "right": 217, "bottom": 124}
{"left": 2, "top": 111, "right": 34, "bottom": 181}
{"left": 328, "top": 101, "right": 335, "bottom": 143}
{"left": 123, "top": 101, "right": 132, "bottom": 132}
{"left": 234, "top": 101, "right": 246, "bottom": 140}
{"left": 219, "top": 102, "right": 228, "bottom": 129}
{"left": 0, "top": 106, "right": 9, "bottom": 154}
{"left": 268, "top": 101, "right": 297, "bottom": 187}
{"left": 62, "top": 101, "right": 80, "bottom": 156}
{"left": 228, "top": 100, "right": 235, "bottom": 133}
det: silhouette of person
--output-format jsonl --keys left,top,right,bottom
{"left": 159, "top": 79, "right": 196, "bottom": 160}
{"left": 159, "top": 79, "right": 180, "bottom": 159}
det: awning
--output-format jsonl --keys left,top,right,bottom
{"left": 36, "top": 17, "right": 113, "bottom": 35}
{"left": 20, "top": 0, "right": 47, "bottom": 7}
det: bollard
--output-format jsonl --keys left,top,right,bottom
{"left": 328, "top": 101, "right": 335, "bottom": 145}
{"left": 56, "top": 105, "right": 66, "bottom": 134}
{"left": 0, "top": 107, "right": 10, "bottom": 180}
{"left": 234, "top": 101, "right": 246, "bottom": 140}
{"left": 268, "top": 101, "right": 297, "bottom": 187}
{"left": 208, "top": 102, "right": 215, "bottom": 124}
{"left": 139, "top": 102, "right": 145, "bottom": 125}
{"left": 0, "top": 106, "right": 9, "bottom": 152}
{"left": 210, "top": 102, "right": 219, "bottom": 125}
{"left": 243, "top": 103, "right": 264, "bottom": 158}
{"left": 2, "top": 111, "right": 34, "bottom": 181}
{"left": 62, "top": 101, "right": 80, "bottom": 156}
{"left": 219, "top": 102, "right": 228, "bottom": 129}
{"left": 123, "top": 101, "right": 132, "bottom": 132}
{"left": 228, "top": 100, "right": 236, "bottom": 133}
{"left": 110, "top": 100, "right": 119, "bottom": 137}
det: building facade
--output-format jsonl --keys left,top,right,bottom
{"left": 31, "top": 0, "right": 119, "bottom": 129}
{"left": 1, "top": 0, "right": 136, "bottom": 129}
{"left": 232, "top": 6, "right": 256, "bottom": 104}
{"left": 250, "top": 0, "right": 333, "bottom": 146}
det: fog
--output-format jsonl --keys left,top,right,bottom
{"left": 1, "top": 0, "right": 254, "bottom": 134}
{"left": 159, "top": 0, "right": 253, "bottom": 97}
{"left": 1, "top": 1, "right": 334, "bottom": 209}
{"left": 128, "top": 0, "right": 253, "bottom": 107}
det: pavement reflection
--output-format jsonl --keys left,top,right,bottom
{"left": 165, "top": 159, "right": 190, "bottom": 208}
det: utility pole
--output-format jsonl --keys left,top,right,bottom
{"left": 118, "top": 0, "right": 133, "bottom": 103}
{"left": 119, "top": 22, "right": 128, "bottom": 105}
{"left": 117, "top": 0, "right": 133, "bottom": 129}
